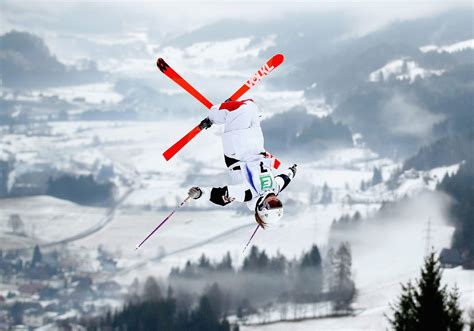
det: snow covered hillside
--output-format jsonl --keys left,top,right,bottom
{"left": 368, "top": 58, "right": 444, "bottom": 83}
{"left": 2, "top": 118, "right": 472, "bottom": 330}
{"left": 420, "top": 39, "right": 474, "bottom": 53}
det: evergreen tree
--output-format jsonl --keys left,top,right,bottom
{"left": 269, "top": 251, "right": 287, "bottom": 274}
{"left": 469, "top": 308, "right": 474, "bottom": 331}
{"left": 330, "top": 242, "right": 356, "bottom": 312}
{"left": 242, "top": 246, "right": 269, "bottom": 272}
{"left": 242, "top": 246, "right": 260, "bottom": 272}
{"left": 93, "top": 294, "right": 231, "bottom": 331}
{"left": 371, "top": 166, "right": 383, "bottom": 186}
{"left": 31, "top": 245, "right": 42, "bottom": 267}
{"left": 388, "top": 253, "right": 464, "bottom": 330}
{"left": 320, "top": 182, "right": 332, "bottom": 205}
{"left": 198, "top": 253, "right": 212, "bottom": 271}
{"left": 414, "top": 252, "right": 449, "bottom": 329}
{"left": 446, "top": 287, "right": 464, "bottom": 331}
{"left": 298, "top": 245, "right": 323, "bottom": 295}
{"left": 300, "top": 245, "right": 322, "bottom": 269}
{"left": 437, "top": 159, "right": 474, "bottom": 263}
{"left": 189, "top": 296, "right": 220, "bottom": 331}
{"left": 216, "top": 252, "right": 233, "bottom": 272}
{"left": 387, "top": 282, "right": 418, "bottom": 331}
{"left": 204, "top": 283, "right": 226, "bottom": 318}
{"left": 143, "top": 276, "right": 161, "bottom": 302}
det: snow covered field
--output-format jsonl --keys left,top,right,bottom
{"left": 420, "top": 39, "right": 474, "bottom": 54}
{"left": 1, "top": 118, "right": 473, "bottom": 329}
{"left": 0, "top": 196, "right": 105, "bottom": 248}
{"left": 368, "top": 58, "right": 444, "bottom": 83}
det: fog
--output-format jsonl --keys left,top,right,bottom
{"left": 330, "top": 190, "right": 455, "bottom": 285}
{"left": 381, "top": 94, "right": 445, "bottom": 138}
{"left": 1, "top": 1, "right": 472, "bottom": 329}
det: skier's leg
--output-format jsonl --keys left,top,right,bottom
{"left": 224, "top": 154, "right": 243, "bottom": 185}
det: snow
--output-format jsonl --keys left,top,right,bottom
{"left": 0, "top": 196, "right": 105, "bottom": 247}
{"left": 38, "top": 83, "right": 123, "bottom": 104}
{"left": 0, "top": 149, "right": 10, "bottom": 161}
{"left": 240, "top": 191, "right": 474, "bottom": 330}
{"left": 160, "top": 36, "right": 277, "bottom": 74}
{"left": 368, "top": 59, "right": 444, "bottom": 83}
{"left": 394, "top": 163, "right": 460, "bottom": 198}
{"left": 420, "top": 39, "right": 474, "bottom": 53}
{"left": 1, "top": 119, "right": 472, "bottom": 330}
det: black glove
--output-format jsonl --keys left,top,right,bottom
{"left": 224, "top": 98, "right": 233, "bottom": 102}
{"left": 199, "top": 117, "right": 213, "bottom": 130}
{"left": 188, "top": 187, "right": 203, "bottom": 199}
{"left": 289, "top": 164, "right": 297, "bottom": 178}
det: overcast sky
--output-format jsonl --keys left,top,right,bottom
{"left": 1, "top": 0, "right": 470, "bottom": 39}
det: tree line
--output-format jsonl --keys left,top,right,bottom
{"left": 88, "top": 243, "right": 356, "bottom": 329}
{"left": 437, "top": 159, "right": 474, "bottom": 268}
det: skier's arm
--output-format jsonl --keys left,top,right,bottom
{"left": 208, "top": 104, "right": 227, "bottom": 124}
{"left": 275, "top": 164, "right": 297, "bottom": 193}
{"left": 190, "top": 183, "right": 250, "bottom": 206}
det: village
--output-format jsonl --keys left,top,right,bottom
{"left": 0, "top": 242, "right": 125, "bottom": 330}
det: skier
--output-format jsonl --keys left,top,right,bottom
{"left": 187, "top": 99, "right": 297, "bottom": 228}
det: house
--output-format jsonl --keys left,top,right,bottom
{"left": 18, "top": 283, "right": 45, "bottom": 297}
{"left": 439, "top": 248, "right": 462, "bottom": 268}
{"left": 0, "top": 309, "right": 11, "bottom": 330}
{"left": 22, "top": 308, "right": 44, "bottom": 328}
{"left": 97, "top": 281, "right": 122, "bottom": 297}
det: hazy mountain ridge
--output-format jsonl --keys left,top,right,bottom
{"left": 331, "top": 62, "right": 474, "bottom": 158}
{"left": 0, "top": 31, "right": 104, "bottom": 88}
{"left": 403, "top": 133, "right": 474, "bottom": 172}
{"left": 261, "top": 107, "right": 353, "bottom": 157}
{"left": 160, "top": 12, "right": 354, "bottom": 63}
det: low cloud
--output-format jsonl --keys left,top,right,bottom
{"left": 381, "top": 94, "right": 444, "bottom": 138}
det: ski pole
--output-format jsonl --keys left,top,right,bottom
{"left": 242, "top": 224, "right": 261, "bottom": 253}
{"left": 136, "top": 195, "right": 191, "bottom": 250}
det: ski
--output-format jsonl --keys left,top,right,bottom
{"left": 228, "top": 53, "right": 284, "bottom": 102}
{"left": 159, "top": 54, "right": 285, "bottom": 161}
{"left": 157, "top": 58, "right": 213, "bottom": 109}
{"left": 163, "top": 124, "right": 202, "bottom": 161}
{"left": 136, "top": 195, "right": 191, "bottom": 249}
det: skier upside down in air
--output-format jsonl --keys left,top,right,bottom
{"left": 187, "top": 98, "right": 297, "bottom": 228}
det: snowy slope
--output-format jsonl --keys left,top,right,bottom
{"left": 1, "top": 119, "right": 472, "bottom": 330}
{"left": 420, "top": 39, "right": 474, "bottom": 53}
{"left": 240, "top": 192, "right": 474, "bottom": 330}
{"left": 0, "top": 195, "right": 105, "bottom": 248}
{"left": 368, "top": 58, "right": 444, "bottom": 83}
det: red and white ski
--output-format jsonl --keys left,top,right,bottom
{"left": 157, "top": 58, "right": 213, "bottom": 109}
{"left": 158, "top": 54, "right": 284, "bottom": 161}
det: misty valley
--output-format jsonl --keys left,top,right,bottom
{"left": 0, "top": 4, "right": 473, "bottom": 331}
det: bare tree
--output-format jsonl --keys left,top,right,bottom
{"left": 8, "top": 214, "right": 24, "bottom": 234}
{"left": 278, "top": 302, "right": 288, "bottom": 321}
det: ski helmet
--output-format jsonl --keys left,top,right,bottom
{"left": 255, "top": 193, "right": 283, "bottom": 228}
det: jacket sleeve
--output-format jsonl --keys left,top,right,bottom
{"left": 275, "top": 168, "right": 295, "bottom": 193}
{"left": 207, "top": 182, "right": 250, "bottom": 206}
{"left": 208, "top": 104, "right": 227, "bottom": 124}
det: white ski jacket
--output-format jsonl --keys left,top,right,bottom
{"left": 208, "top": 99, "right": 264, "bottom": 162}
